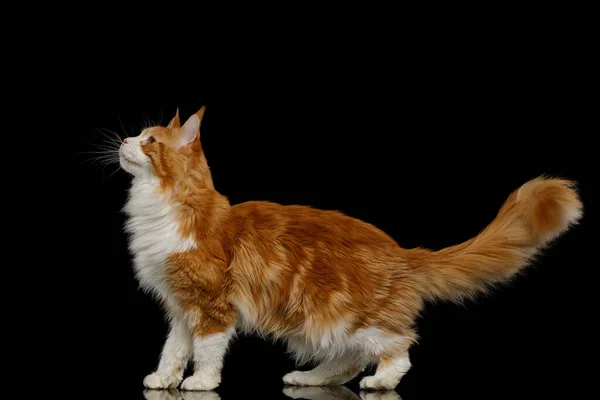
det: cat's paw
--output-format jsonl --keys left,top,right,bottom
{"left": 143, "top": 372, "right": 182, "bottom": 389}
{"left": 181, "top": 375, "right": 220, "bottom": 391}
{"left": 283, "top": 371, "right": 324, "bottom": 386}
{"left": 359, "top": 376, "right": 399, "bottom": 391}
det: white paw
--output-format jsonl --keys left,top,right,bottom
{"left": 359, "top": 376, "right": 400, "bottom": 390}
{"left": 144, "top": 372, "right": 182, "bottom": 389}
{"left": 359, "top": 390, "right": 402, "bottom": 400}
{"left": 181, "top": 375, "right": 221, "bottom": 391}
{"left": 283, "top": 371, "right": 325, "bottom": 386}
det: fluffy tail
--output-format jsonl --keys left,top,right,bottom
{"left": 407, "top": 176, "right": 583, "bottom": 302}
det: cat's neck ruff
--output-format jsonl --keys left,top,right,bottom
{"left": 124, "top": 176, "right": 197, "bottom": 300}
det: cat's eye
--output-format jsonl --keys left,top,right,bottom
{"left": 147, "top": 136, "right": 156, "bottom": 144}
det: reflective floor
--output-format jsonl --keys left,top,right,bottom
{"left": 143, "top": 387, "right": 400, "bottom": 400}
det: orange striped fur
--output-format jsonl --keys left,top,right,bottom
{"left": 119, "top": 108, "right": 583, "bottom": 391}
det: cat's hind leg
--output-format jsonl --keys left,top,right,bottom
{"left": 283, "top": 354, "right": 367, "bottom": 386}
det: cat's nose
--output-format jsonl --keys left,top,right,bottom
{"left": 123, "top": 139, "right": 128, "bottom": 144}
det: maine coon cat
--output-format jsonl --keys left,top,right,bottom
{"left": 119, "top": 107, "right": 582, "bottom": 391}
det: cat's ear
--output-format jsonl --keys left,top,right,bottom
{"left": 178, "top": 106, "right": 206, "bottom": 149}
{"left": 179, "top": 115, "right": 199, "bottom": 148}
{"left": 167, "top": 108, "right": 180, "bottom": 129}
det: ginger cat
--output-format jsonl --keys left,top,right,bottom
{"left": 119, "top": 107, "right": 582, "bottom": 391}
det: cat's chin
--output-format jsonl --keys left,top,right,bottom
{"left": 120, "top": 156, "right": 143, "bottom": 174}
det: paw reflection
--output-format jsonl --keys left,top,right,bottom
{"left": 359, "top": 390, "right": 401, "bottom": 400}
{"left": 283, "top": 386, "right": 401, "bottom": 400}
{"left": 283, "top": 386, "right": 359, "bottom": 399}
{"left": 143, "top": 389, "right": 220, "bottom": 400}
{"left": 143, "top": 390, "right": 181, "bottom": 400}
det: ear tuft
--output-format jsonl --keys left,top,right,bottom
{"left": 167, "top": 108, "right": 181, "bottom": 128}
{"left": 195, "top": 106, "right": 207, "bottom": 121}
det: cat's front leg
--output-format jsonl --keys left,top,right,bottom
{"left": 180, "top": 307, "right": 236, "bottom": 391}
{"left": 144, "top": 316, "right": 193, "bottom": 389}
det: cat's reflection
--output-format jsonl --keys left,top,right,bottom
{"left": 142, "top": 387, "right": 400, "bottom": 400}
{"left": 283, "top": 386, "right": 401, "bottom": 400}
{"left": 143, "top": 389, "right": 220, "bottom": 400}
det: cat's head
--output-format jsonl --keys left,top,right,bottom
{"left": 119, "top": 107, "right": 212, "bottom": 187}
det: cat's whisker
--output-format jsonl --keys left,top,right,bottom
{"left": 141, "top": 112, "right": 152, "bottom": 130}
{"left": 142, "top": 111, "right": 162, "bottom": 129}
{"left": 97, "top": 143, "right": 120, "bottom": 154}
{"left": 100, "top": 135, "right": 122, "bottom": 146}
{"left": 84, "top": 159, "right": 120, "bottom": 168}
{"left": 97, "top": 139, "right": 121, "bottom": 147}
{"left": 83, "top": 149, "right": 119, "bottom": 157}
{"left": 97, "top": 126, "right": 124, "bottom": 141}
{"left": 80, "top": 148, "right": 119, "bottom": 155}
{"left": 95, "top": 140, "right": 119, "bottom": 147}
{"left": 81, "top": 136, "right": 121, "bottom": 166}
{"left": 82, "top": 148, "right": 120, "bottom": 157}
{"left": 82, "top": 126, "right": 127, "bottom": 182}
{"left": 105, "top": 164, "right": 123, "bottom": 180}
{"left": 94, "top": 149, "right": 120, "bottom": 156}
{"left": 95, "top": 153, "right": 120, "bottom": 170}
{"left": 151, "top": 113, "right": 160, "bottom": 127}
{"left": 85, "top": 156, "right": 119, "bottom": 164}
{"left": 95, "top": 126, "right": 117, "bottom": 137}
{"left": 93, "top": 155, "right": 120, "bottom": 162}
{"left": 119, "top": 117, "right": 134, "bottom": 138}
{"left": 158, "top": 108, "right": 164, "bottom": 127}
{"left": 96, "top": 127, "right": 125, "bottom": 148}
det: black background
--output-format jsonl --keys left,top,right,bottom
{"left": 67, "top": 15, "right": 595, "bottom": 400}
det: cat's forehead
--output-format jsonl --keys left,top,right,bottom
{"left": 141, "top": 126, "right": 171, "bottom": 139}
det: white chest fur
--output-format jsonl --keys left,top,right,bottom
{"left": 124, "top": 178, "right": 197, "bottom": 301}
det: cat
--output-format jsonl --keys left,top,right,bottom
{"left": 119, "top": 107, "right": 582, "bottom": 391}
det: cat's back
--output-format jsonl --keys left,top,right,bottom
{"left": 228, "top": 200, "right": 400, "bottom": 251}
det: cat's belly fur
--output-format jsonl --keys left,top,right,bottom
{"left": 227, "top": 236, "right": 420, "bottom": 362}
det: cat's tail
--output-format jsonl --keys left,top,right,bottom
{"left": 406, "top": 176, "right": 582, "bottom": 303}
